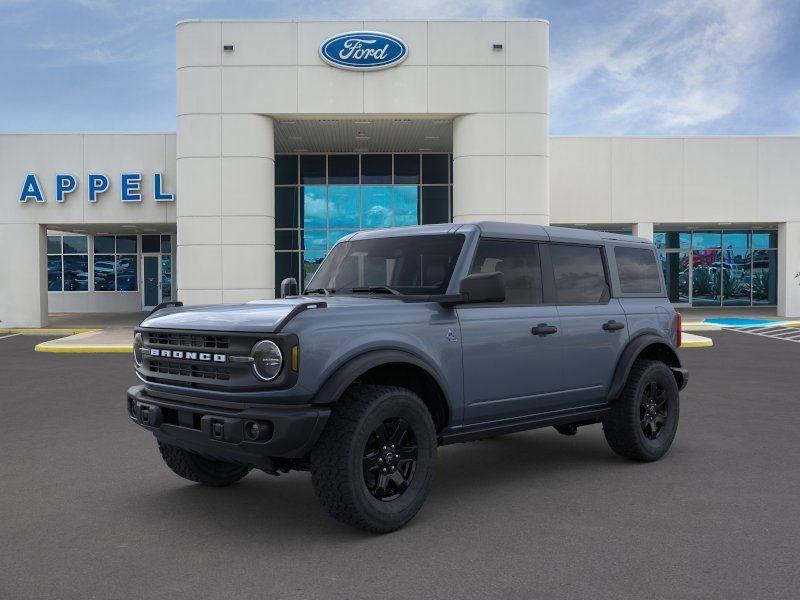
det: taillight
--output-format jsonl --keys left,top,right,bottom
{"left": 676, "top": 312, "right": 682, "bottom": 348}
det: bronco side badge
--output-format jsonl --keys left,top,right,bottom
{"left": 446, "top": 329, "right": 458, "bottom": 342}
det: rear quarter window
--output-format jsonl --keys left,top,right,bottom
{"left": 614, "top": 246, "right": 663, "bottom": 294}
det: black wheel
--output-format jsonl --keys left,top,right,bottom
{"left": 158, "top": 442, "right": 252, "bottom": 487}
{"left": 602, "top": 360, "right": 680, "bottom": 461}
{"left": 310, "top": 384, "right": 437, "bottom": 533}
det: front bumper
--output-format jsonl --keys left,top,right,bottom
{"left": 127, "top": 385, "right": 330, "bottom": 468}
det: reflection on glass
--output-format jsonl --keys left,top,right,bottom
{"left": 722, "top": 231, "right": 750, "bottom": 249}
{"left": 47, "top": 235, "right": 62, "bottom": 254}
{"left": 302, "top": 252, "right": 326, "bottom": 287}
{"left": 692, "top": 231, "right": 721, "bottom": 249}
{"left": 328, "top": 229, "right": 357, "bottom": 249}
{"left": 422, "top": 186, "right": 449, "bottom": 224}
{"left": 394, "top": 154, "right": 420, "bottom": 184}
{"left": 722, "top": 249, "right": 751, "bottom": 306}
{"left": 63, "top": 235, "right": 88, "bottom": 254}
{"left": 361, "top": 154, "right": 391, "bottom": 184}
{"left": 94, "top": 255, "right": 116, "bottom": 291}
{"left": 300, "top": 155, "right": 325, "bottom": 184}
{"left": 691, "top": 250, "right": 721, "bottom": 306}
{"left": 161, "top": 255, "right": 172, "bottom": 300}
{"left": 302, "top": 230, "right": 326, "bottom": 252}
{"left": 47, "top": 256, "right": 62, "bottom": 291}
{"left": 394, "top": 185, "right": 419, "bottom": 226}
{"left": 116, "top": 235, "right": 137, "bottom": 254}
{"left": 275, "top": 230, "right": 299, "bottom": 251}
{"left": 63, "top": 255, "right": 89, "bottom": 291}
{"left": 328, "top": 155, "right": 358, "bottom": 184}
{"left": 275, "top": 187, "right": 298, "bottom": 228}
{"left": 328, "top": 186, "right": 359, "bottom": 228}
{"left": 752, "top": 231, "right": 778, "bottom": 249}
{"left": 275, "top": 252, "right": 299, "bottom": 291}
{"left": 302, "top": 186, "right": 326, "bottom": 229}
{"left": 362, "top": 186, "right": 392, "bottom": 228}
{"left": 752, "top": 250, "right": 777, "bottom": 305}
{"left": 660, "top": 252, "right": 689, "bottom": 303}
{"left": 161, "top": 235, "right": 172, "bottom": 254}
{"left": 141, "top": 234, "right": 160, "bottom": 253}
{"left": 116, "top": 255, "right": 137, "bottom": 291}
{"left": 275, "top": 155, "right": 298, "bottom": 185}
{"left": 94, "top": 235, "right": 115, "bottom": 253}
{"left": 653, "top": 232, "right": 690, "bottom": 249}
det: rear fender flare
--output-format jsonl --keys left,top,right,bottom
{"left": 607, "top": 333, "right": 682, "bottom": 402}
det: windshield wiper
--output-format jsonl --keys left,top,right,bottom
{"left": 351, "top": 286, "right": 401, "bottom": 295}
{"left": 304, "top": 287, "right": 335, "bottom": 295}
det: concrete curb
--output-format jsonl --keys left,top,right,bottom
{"left": 0, "top": 328, "right": 100, "bottom": 335}
{"left": 35, "top": 343, "right": 132, "bottom": 353}
{"left": 681, "top": 333, "right": 713, "bottom": 348}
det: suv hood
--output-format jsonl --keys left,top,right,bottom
{"left": 139, "top": 296, "right": 404, "bottom": 333}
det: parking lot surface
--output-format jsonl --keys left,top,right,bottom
{"left": 1, "top": 332, "right": 798, "bottom": 600}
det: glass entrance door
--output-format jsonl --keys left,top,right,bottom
{"left": 142, "top": 255, "right": 160, "bottom": 309}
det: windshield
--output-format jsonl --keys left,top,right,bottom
{"left": 306, "top": 234, "right": 465, "bottom": 296}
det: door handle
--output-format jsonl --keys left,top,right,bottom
{"left": 602, "top": 320, "right": 625, "bottom": 331}
{"left": 531, "top": 323, "right": 558, "bottom": 336}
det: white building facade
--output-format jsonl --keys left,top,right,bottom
{"left": 1, "top": 19, "right": 798, "bottom": 327}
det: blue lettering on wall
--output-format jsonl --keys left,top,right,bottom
{"left": 19, "top": 174, "right": 45, "bottom": 203}
{"left": 121, "top": 173, "right": 142, "bottom": 202}
{"left": 153, "top": 173, "right": 174, "bottom": 202}
{"left": 87, "top": 174, "right": 110, "bottom": 203}
{"left": 319, "top": 31, "right": 408, "bottom": 71}
{"left": 55, "top": 174, "right": 77, "bottom": 202}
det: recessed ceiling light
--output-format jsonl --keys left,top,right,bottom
{"left": 573, "top": 223, "right": 587, "bottom": 226}
{"left": 425, "top": 136, "right": 440, "bottom": 140}
{"left": 121, "top": 225, "right": 137, "bottom": 229}
{"left": 288, "top": 136, "right": 302, "bottom": 140}
{"left": 320, "top": 119, "right": 338, "bottom": 125}
{"left": 280, "top": 120, "right": 297, "bottom": 125}
{"left": 354, "top": 147, "right": 369, "bottom": 152}
{"left": 419, "top": 147, "right": 433, "bottom": 152}
{"left": 394, "top": 119, "right": 412, "bottom": 124}
{"left": 432, "top": 119, "right": 450, "bottom": 125}
{"left": 143, "top": 229, "right": 157, "bottom": 233}
{"left": 355, "top": 134, "right": 370, "bottom": 140}
{"left": 293, "top": 149, "right": 308, "bottom": 153}
{"left": 718, "top": 222, "right": 732, "bottom": 225}
{"left": 355, "top": 120, "right": 372, "bottom": 125}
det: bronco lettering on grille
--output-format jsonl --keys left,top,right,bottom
{"left": 148, "top": 348, "right": 226, "bottom": 363}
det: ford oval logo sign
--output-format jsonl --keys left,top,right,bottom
{"left": 319, "top": 31, "right": 408, "bottom": 71}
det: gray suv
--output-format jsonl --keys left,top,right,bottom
{"left": 128, "top": 222, "right": 687, "bottom": 533}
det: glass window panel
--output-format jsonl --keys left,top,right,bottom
{"left": 47, "top": 256, "right": 62, "bottom": 291}
{"left": 94, "top": 235, "right": 115, "bottom": 253}
{"left": 421, "top": 154, "right": 449, "bottom": 184}
{"left": 161, "top": 255, "right": 172, "bottom": 300}
{"left": 691, "top": 250, "right": 721, "bottom": 306}
{"left": 328, "top": 229, "right": 357, "bottom": 249}
{"left": 328, "top": 186, "right": 360, "bottom": 228}
{"left": 302, "top": 186, "right": 326, "bottom": 229}
{"left": 63, "top": 255, "right": 89, "bottom": 291}
{"left": 116, "top": 255, "right": 138, "bottom": 291}
{"left": 300, "top": 155, "right": 326, "bottom": 184}
{"left": 362, "top": 186, "right": 392, "bottom": 228}
{"left": 752, "top": 249, "right": 777, "bottom": 305}
{"left": 302, "top": 229, "right": 327, "bottom": 252}
{"left": 275, "top": 229, "right": 299, "bottom": 251}
{"left": 659, "top": 251, "right": 689, "bottom": 303}
{"left": 62, "top": 235, "right": 88, "bottom": 254}
{"left": 47, "top": 235, "right": 62, "bottom": 254}
{"left": 722, "top": 231, "right": 750, "bottom": 249}
{"left": 470, "top": 240, "right": 542, "bottom": 305}
{"left": 752, "top": 230, "right": 778, "bottom": 249}
{"left": 361, "top": 154, "right": 392, "bottom": 184}
{"left": 275, "top": 252, "right": 299, "bottom": 291}
{"left": 275, "top": 187, "right": 299, "bottom": 228}
{"left": 93, "top": 255, "right": 116, "bottom": 291}
{"left": 614, "top": 247, "right": 662, "bottom": 294}
{"left": 302, "top": 252, "right": 326, "bottom": 287}
{"left": 394, "top": 185, "right": 419, "bottom": 227}
{"left": 116, "top": 235, "right": 137, "bottom": 254}
{"left": 161, "top": 235, "right": 172, "bottom": 254}
{"left": 722, "top": 249, "right": 751, "bottom": 306}
{"left": 394, "top": 154, "right": 420, "bottom": 184}
{"left": 421, "top": 186, "right": 449, "bottom": 224}
{"left": 654, "top": 231, "right": 691, "bottom": 249}
{"left": 275, "top": 155, "right": 298, "bottom": 185}
{"left": 141, "top": 234, "right": 160, "bottom": 253}
{"left": 550, "top": 245, "right": 609, "bottom": 304}
{"left": 328, "top": 155, "right": 359, "bottom": 184}
{"left": 692, "top": 231, "right": 721, "bottom": 249}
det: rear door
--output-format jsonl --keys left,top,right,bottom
{"left": 545, "top": 243, "right": 628, "bottom": 404}
{"left": 457, "top": 239, "right": 565, "bottom": 427}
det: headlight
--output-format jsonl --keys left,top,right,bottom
{"left": 251, "top": 340, "right": 283, "bottom": 381}
{"left": 133, "top": 333, "right": 143, "bottom": 367}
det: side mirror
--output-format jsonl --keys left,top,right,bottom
{"left": 458, "top": 272, "right": 505, "bottom": 304}
{"left": 280, "top": 277, "right": 298, "bottom": 298}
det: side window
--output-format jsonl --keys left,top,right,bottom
{"left": 615, "top": 246, "right": 663, "bottom": 294}
{"left": 550, "top": 244, "right": 609, "bottom": 304}
{"left": 470, "top": 240, "right": 542, "bottom": 304}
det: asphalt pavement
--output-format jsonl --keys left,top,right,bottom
{"left": 1, "top": 332, "right": 798, "bottom": 600}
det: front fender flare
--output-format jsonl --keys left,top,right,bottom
{"left": 607, "top": 333, "right": 684, "bottom": 402}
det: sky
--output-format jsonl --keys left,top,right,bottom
{"left": 0, "top": 0, "right": 798, "bottom": 135}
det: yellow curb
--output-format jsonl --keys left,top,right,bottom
{"left": 681, "top": 333, "right": 714, "bottom": 348}
{"left": 0, "top": 328, "right": 100, "bottom": 335}
{"left": 35, "top": 343, "right": 132, "bottom": 353}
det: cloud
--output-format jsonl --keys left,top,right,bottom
{"left": 551, "top": 0, "right": 793, "bottom": 134}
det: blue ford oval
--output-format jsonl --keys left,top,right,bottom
{"left": 319, "top": 31, "right": 408, "bottom": 71}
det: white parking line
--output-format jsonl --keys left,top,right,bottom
{"left": 0, "top": 333, "right": 21, "bottom": 341}
{"left": 725, "top": 326, "right": 800, "bottom": 343}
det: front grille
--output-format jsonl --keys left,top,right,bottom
{"left": 148, "top": 358, "right": 231, "bottom": 382}
{"left": 147, "top": 332, "right": 230, "bottom": 350}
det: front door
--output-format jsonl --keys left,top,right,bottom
{"left": 142, "top": 255, "right": 160, "bottom": 309}
{"left": 457, "top": 239, "right": 565, "bottom": 428}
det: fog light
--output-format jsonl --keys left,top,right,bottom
{"left": 244, "top": 420, "right": 273, "bottom": 441}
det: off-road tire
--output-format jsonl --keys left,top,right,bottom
{"left": 158, "top": 442, "right": 251, "bottom": 486}
{"left": 310, "top": 384, "right": 437, "bottom": 533}
{"left": 603, "top": 360, "right": 680, "bottom": 461}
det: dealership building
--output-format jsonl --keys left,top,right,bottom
{"left": 1, "top": 18, "right": 799, "bottom": 327}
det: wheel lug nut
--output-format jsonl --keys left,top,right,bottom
{"left": 382, "top": 468, "right": 387, "bottom": 472}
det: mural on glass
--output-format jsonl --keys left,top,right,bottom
{"left": 274, "top": 153, "right": 453, "bottom": 289}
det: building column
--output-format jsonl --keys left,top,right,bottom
{"left": 452, "top": 113, "right": 549, "bottom": 225}
{"left": 0, "top": 224, "right": 47, "bottom": 327}
{"left": 778, "top": 222, "right": 800, "bottom": 318}
{"left": 177, "top": 114, "right": 275, "bottom": 305}
{"left": 632, "top": 222, "right": 654, "bottom": 241}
